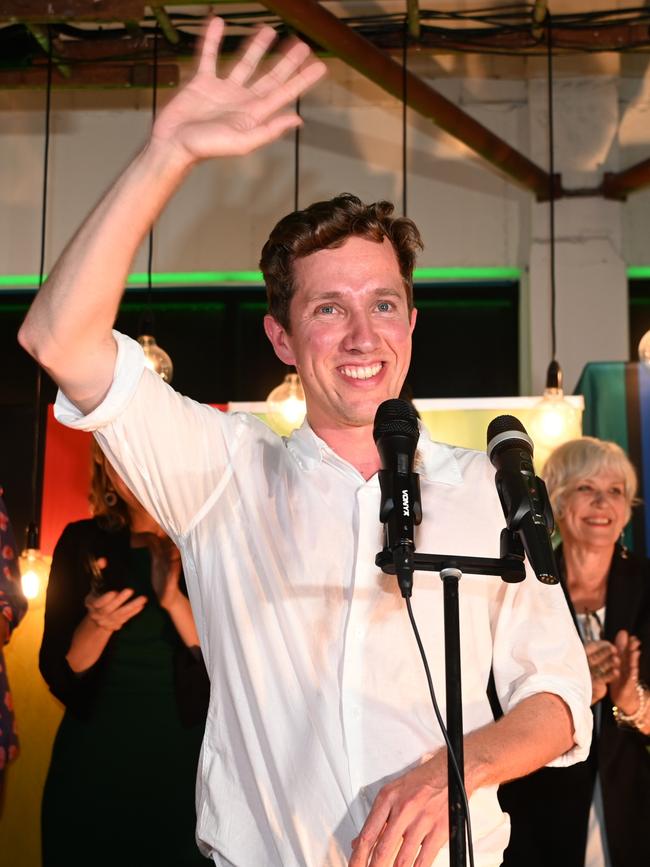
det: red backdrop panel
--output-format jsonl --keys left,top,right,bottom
{"left": 41, "top": 403, "right": 228, "bottom": 555}
{"left": 41, "top": 406, "right": 93, "bottom": 555}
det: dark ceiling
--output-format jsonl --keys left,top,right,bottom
{"left": 3, "top": 2, "right": 650, "bottom": 199}
{"left": 3, "top": 2, "right": 650, "bottom": 90}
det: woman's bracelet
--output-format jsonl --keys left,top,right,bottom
{"left": 612, "top": 682, "right": 648, "bottom": 730}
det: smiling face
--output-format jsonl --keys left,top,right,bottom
{"left": 558, "top": 470, "right": 629, "bottom": 551}
{"left": 264, "top": 235, "right": 416, "bottom": 436}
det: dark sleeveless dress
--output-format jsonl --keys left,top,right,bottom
{"left": 40, "top": 521, "right": 208, "bottom": 867}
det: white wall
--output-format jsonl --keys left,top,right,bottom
{"left": 2, "top": 48, "right": 650, "bottom": 393}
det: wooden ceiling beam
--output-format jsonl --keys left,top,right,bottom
{"left": 0, "top": 1, "right": 145, "bottom": 23}
{"left": 262, "top": 0, "right": 554, "bottom": 199}
{"left": 0, "top": 62, "right": 178, "bottom": 88}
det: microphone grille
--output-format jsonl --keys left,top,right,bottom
{"left": 373, "top": 399, "right": 419, "bottom": 442}
{"left": 487, "top": 414, "right": 534, "bottom": 465}
{"left": 486, "top": 414, "right": 527, "bottom": 447}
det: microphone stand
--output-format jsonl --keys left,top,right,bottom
{"left": 375, "top": 530, "right": 526, "bottom": 867}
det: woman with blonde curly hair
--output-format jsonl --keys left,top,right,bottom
{"left": 500, "top": 436, "right": 650, "bottom": 867}
{"left": 39, "top": 441, "right": 209, "bottom": 867}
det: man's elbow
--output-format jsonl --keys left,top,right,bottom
{"left": 17, "top": 315, "right": 50, "bottom": 366}
{"left": 18, "top": 313, "right": 71, "bottom": 376}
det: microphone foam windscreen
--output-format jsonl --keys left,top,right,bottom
{"left": 373, "top": 399, "right": 419, "bottom": 443}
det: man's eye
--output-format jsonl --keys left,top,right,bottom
{"left": 319, "top": 305, "right": 335, "bottom": 315}
{"left": 377, "top": 301, "right": 392, "bottom": 312}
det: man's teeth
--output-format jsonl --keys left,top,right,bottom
{"left": 341, "top": 363, "right": 382, "bottom": 380}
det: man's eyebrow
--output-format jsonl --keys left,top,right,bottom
{"left": 309, "top": 287, "right": 404, "bottom": 301}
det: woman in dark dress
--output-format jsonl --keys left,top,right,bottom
{"left": 40, "top": 442, "right": 209, "bottom": 867}
{"left": 499, "top": 437, "right": 650, "bottom": 867}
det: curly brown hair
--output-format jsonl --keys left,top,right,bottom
{"left": 89, "top": 439, "right": 130, "bottom": 530}
{"left": 259, "top": 193, "right": 423, "bottom": 332}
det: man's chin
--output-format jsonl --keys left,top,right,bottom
{"left": 341, "top": 398, "right": 386, "bottom": 428}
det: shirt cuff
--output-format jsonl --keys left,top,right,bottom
{"left": 508, "top": 676, "right": 593, "bottom": 766}
{"left": 54, "top": 330, "right": 145, "bottom": 431}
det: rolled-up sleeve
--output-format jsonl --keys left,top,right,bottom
{"left": 53, "top": 330, "right": 263, "bottom": 546}
{"left": 54, "top": 330, "right": 145, "bottom": 431}
{"left": 490, "top": 576, "right": 593, "bottom": 766}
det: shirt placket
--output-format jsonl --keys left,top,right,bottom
{"left": 340, "top": 478, "right": 382, "bottom": 816}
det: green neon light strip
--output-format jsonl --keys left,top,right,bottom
{"left": 14, "top": 264, "right": 650, "bottom": 287}
{"left": 0, "top": 267, "right": 522, "bottom": 291}
{"left": 414, "top": 267, "right": 520, "bottom": 281}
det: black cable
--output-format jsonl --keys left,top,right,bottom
{"left": 402, "top": 20, "right": 408, "bottom": 217}
{"left": 546, "top": 17, "right": 557, "bottom": 362}
{"left": 29, "top": 24, "right": 53, "bottom": 549}
{"left": 405, "top": 597, "right": 475, "bottom": 867}
{"left": 294, "top": 96, "right": 301, "bottom": 213}
{"left": 146, "top": 24, "right": 159, "bottom": 310}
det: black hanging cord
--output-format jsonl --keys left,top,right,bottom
{"left": 294, "top": 96, "right": 301, "bottom": 213}
{"left": 28, "top": 26, "right": 54, "bottom": 551}
{"left": 546, "top": 17, "right": 557, "bottom": 362}
{"left": 143, "top": 24, "right": 159, "bottom": 332}
{"left": 402, "top": 19, "right": 408, "bottom": 216}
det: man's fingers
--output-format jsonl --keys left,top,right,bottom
{"left": 228, "top": 26, "right": 278, "bottom": 85}
{"left": 197, "top": 16, "right": 226, "bottom": 77}
{"left": 253, "top": 58, "right": 327, "bottom": 118}
{"left": 349, "top": 798, "right": 391, "bottom": 866}
{"left": 253, "top": 39, "right": 313, "bottom": 95}
{"left": 413, "top": 826, "right": 447, "bottom": 867}
{"left": 225, "top": 115, "right": 302, "bottom": 157}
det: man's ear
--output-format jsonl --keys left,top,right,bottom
{"left": 409, "top": 306, "right": 418, "bottom": 334}
{"left": 264, "top": 314, "right": 296, "bottom": 366}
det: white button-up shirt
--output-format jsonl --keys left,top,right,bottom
{"left": 55, "top": 331, "right": 592, "bottom": 867}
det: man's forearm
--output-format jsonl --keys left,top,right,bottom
{"left": 18, "top": 140, "right": 191, "bottom": 412}
{"left": 464, "top": 691, "right": 575, "bottom": 794}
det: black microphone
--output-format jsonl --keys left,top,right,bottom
{"left": 487, "top": 415, "right": 558, "bottom": 585}
{"left": 373, "top": 399, "right": 422, "bottom": 597}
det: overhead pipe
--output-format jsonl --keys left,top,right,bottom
{"left": 531, "top": 0, "right": 548, "bottom": 42}
{"left": 263, "top": 0, "right": 554, "bottom": 200}
{"left": 602, "top": 160, "right": 650, "bottom": 200}
{"left": 406, "top": 0, "right": 420, "bottom": 41}
{"left": 25, "top": 23, "right": 71, "bottom": 78}
{"left": 151, "top": 5, "right": 180, "bottom": 45}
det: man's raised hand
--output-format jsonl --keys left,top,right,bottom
{"left": 151, "top": 17, "right": 327, "bottom": 164}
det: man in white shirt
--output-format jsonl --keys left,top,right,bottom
{"left": 19, "top": 18, "right": 591, "bottom": 867}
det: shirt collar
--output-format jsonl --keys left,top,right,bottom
{"left": 286, "top": 418, "right": 463, "bottom": 486}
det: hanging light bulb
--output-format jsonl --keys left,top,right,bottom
{"left": 529, "top": 26, "right": 582, "bottom": 468}
{"left": 530, "top": 361, "right": 581, "bottom": 457}
{"left": 266, "top": 373, "right": 306, "bottom": 434}
{"left": 137, "top": 334, "right": 174, "bottom": 383}
{"left": 18, "top": 523, "right": 49, "bottom": 602}
{"left": 638, "top": 330, "right": 650, "bottom": 366}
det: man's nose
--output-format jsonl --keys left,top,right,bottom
{"left": 343, "top": 311, "right": 380, "bottom": 352}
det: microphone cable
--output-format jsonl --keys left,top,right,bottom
{"left": 405, "top": 596, "right": 475, "bottom": 867}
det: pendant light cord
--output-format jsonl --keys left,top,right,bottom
{"left": 29, "top": 27, "right": 53, "bottom": 545}
{"left": 294, "top": 96, "right": 301, "bottom": 213}
{"left": 546, "top": 17, "right": 557, "bottom": 362}
{"left": 402, "top": 18, "right": 408, "bottom": 217}
{"left": 146, "top": 24, "right": 159, "bottom": 309}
